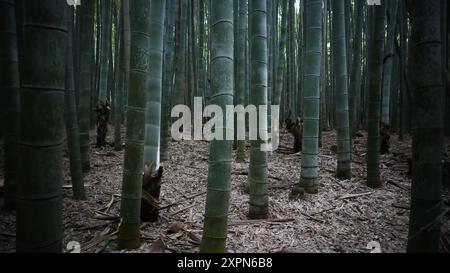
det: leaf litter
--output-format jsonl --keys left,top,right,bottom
{"left": 1, "top": 128, "right": 449, "bottom": 253}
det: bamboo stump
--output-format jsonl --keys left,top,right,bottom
{"left": 141, "top": 166, "right": 163, "bottom": 222}
{"left": 380, "top": 124, "right": 391, "bottom": 155}
{"left": 95, "top": 101, "right": 110, "bottom": 148}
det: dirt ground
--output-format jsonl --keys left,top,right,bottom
{"left": 1, "top": 127, "right": 449, "bottom": 253}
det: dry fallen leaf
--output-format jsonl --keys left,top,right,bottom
{"left": 167, "top": 222, "right": 185, "bottom": 234}
{"left": 279, "top": 247, "right": 308, "bottom": 253}
{"left": 167, "top": 231, "right": 184, "bottom": 240}
{"left": 187, "top": 231, "right": 202, "bottom": 246}
{"left": 147, "top": 239, "right": 166, "bottom": 253}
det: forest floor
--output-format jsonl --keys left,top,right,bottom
{"left": 1, "top": 127, "right": 449, "bottom": 253}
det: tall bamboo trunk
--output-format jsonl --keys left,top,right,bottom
{"left": 0, "top": 0, "right": 20, "bottom": 210}
{"left": 349, "top": 0, "right": 364, "bottom": 137}
{"left": 381, "top": 0, "right": 399, "bottom": 127}
{"left": 320, "top": 0, "right": 328, "bottom": 138}
{"left": 332, "top": 0, "right": 352, "bottom": 179}
{"left": 143, "top": 0, "right": 166, "bottom": 173}
{"left": 198, "top": 0, "right": 206, "bottom": 104}
{"left": 123, "top": 0, "right": 131, "bottom": 122}
{"left": 173, "top": 0, "right": 188, "bottom": 107}
{"left": 78, "top": 0, "right": 95, "bottom": 172}
{"left": 367, "top": 1, "right": 385, "bottom": 189}
{"left": 200, "top": 0, "right": 234, "bottom": 253}
{"left": 160, "top": 0, "right": 177, "bottom": 160}
{"left": 65, "top": 6, "right": 86, "bottom": 200}
{"left": 16, "top": 0, "right": 67, "bottom": 252}
{"left": 398, "top": 0, "right": 406, "bottom": 140}
{"left": 114, "top": 0, "right": 125, "bottom": 152}
{"left": 407, "top": 0, "right": 444, "bottom": 253}
{"left": 235, "top": 0, "right": 248, "bottom": 162}
{"left": 295, "top": 0, "right": 323, "bottom": 195}
{"left": 248, "top": 0, "right": 269, "bottom": 219}
{"left": 140, "top": 0, "right": 166, "bottom": 223}
{"left": 96, "top": 0, "right": 113, "bottom": 148}
{"left": 118, "top": 0, "right": 152, "bottom": 250}
{"left": 272, "top": 0, "right": 288, "bottom": 108}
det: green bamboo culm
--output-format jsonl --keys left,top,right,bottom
{"left": 349, "top": 0, "right": 364, "bottom": 136}
{"left": 122, "top": 0, "right": 132, "bottom": 123}
{"left": 65, "top": 6, "right": 86, "bottom": 200}
{"left": 381, "top": 0, "right": 398, "bottom": 126}
{"left": 287, "top": 0, "right": 296, "bottom": 116}
{"left": 189, "top": 0, "right": 199, "bottom": 104}
{"left": 200, "top": 0, "right": 234, "bottom": 253}
{"left": 173, "top": 0, "right": 188, "bottom": 106}
{"left": 266, "top": 0, "right": 272, "bottom": 116}
{"left": 16, "top": 0, "right": 67, "bottom": 252}
{"left": 198, "top": 0, "right": 206, "bottom": 104}
{"left": 160, "top": 0, "right": 177, "bottom": 161}
{"left": 366, "top": 2, "right": 385, "bottom": 189}
{"left": 320, "top": 0, "right": 328, "bottom": 135}
{"left": 344, "top": 0, "right": 351, "bottom": 85}
{"left": 185, "top": 1, "right": 192, "bottom": 107}
{"left": 78, "top": 0, "right": 95, "bottom": 172}
{"left": 270, "top": 0, "right": 278, "bottom": 109}
{"left": 327, "top": 4, "right": 334, "bottom": 129}
{"left": 114, "top": 0, "right": 131, "bottom": 151}
{"left": 363, "top": 5, "right": 372, "bottom": 131}
{"left": 247, "top": 0, "right": 269, "bottom": 219}
{"left": 118, "top": 0, "right": 151, "bottom": 250}
{"left": 398, "top": 0, "right": 408, "bottom": 140}
{"left": 407, "top": 0, "right": 444, "bottom": 253}
{"left": 297, "top": 0, "right": 324, "bottom": 194}
{"left": 119, "top": 0, "right": 132, "bottom": 144}
{"left": 331, "top": 0, "right": 352, "bottom": 179}
{"left": 98, "top": 0, "right": 112, "bottom": 102}
{"left": 114, "top": 0, "right": 126, "bottom": 152}
{"left": 272, "top": 0, "right": 288, "bottom": 107}
{"left": 0, "top": 0, "right": 20, "bottom": 210}
{"left": 91, "top": 1, "right": 100, "bottom": 130}
{"left": 233, "top": 0, "right": 239, "bottom": 97}
{"left": 110, "top": 2, "right": 119, "bottom": 125}
{"left": 235, "top": 0, "right": 248, "bottom": 162}
{"left": 297, "top": 0, "right": 305, "bottom": 118}
{"left": 144, "top": 0, "right": 166, "bottom": 171}
{"left": 96, "top": 0, "right": 113, "bottom": 147}
{"left": 186, "top": 0, "right": 193, "bottom": 108}
{"left": 108, "top": 18, "right": 115, "bottom": 124}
